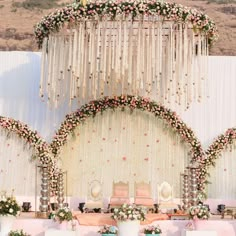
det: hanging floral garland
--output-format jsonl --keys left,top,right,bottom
{"left": 35, "top": 0, "right": 218, "bottom": 48}
{"left": 0, "top": 116, "right": 58, "bottom": 193}
{"left": 50, "top": 95, "right": 206, "bottom": 189}
{"left": 198, "top": 128, "right": 236, "bottom": 191}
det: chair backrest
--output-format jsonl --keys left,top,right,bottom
{"left": 134, "top": 181, "right": 152, "bottom": 198}
{"left": 112, "top": 181, "right": 129, "bottom": 198}
{"left": 157, "top": 181, "right": 173, "bottom": 203}
{"left": 87, "top": 180, "right": 103, "bottom": 201}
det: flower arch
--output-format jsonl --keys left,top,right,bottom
{"left": 0, "top": 116, "right": 52, "bottom": 165}
{"left": 199, "top": 128, "right": 236, "bottom": 191}
{"left": 0, "top": 116, "right": 57, "bottom": 193}
{"left": 50, "top": 95, "right": 206, "bottom": 189}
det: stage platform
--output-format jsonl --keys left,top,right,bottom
{"left": 6, "top": 212, "right": 236, "bottom": 236}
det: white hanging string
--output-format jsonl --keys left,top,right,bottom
{"left": 40, "top": 19, "right": 208, "bottom": 108}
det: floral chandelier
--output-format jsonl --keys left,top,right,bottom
{"left": 35, "top": 0, "right": 218, "bottom": 108}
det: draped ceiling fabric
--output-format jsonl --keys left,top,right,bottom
{"left": 58, "top": 108, "right": 190, "bottom": 199}
{"left": 0, "top": 52, "right": 236, "bottom": 199}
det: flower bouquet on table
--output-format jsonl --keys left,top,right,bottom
{"left": 111, "top": 204, "right": 146, "bottom": 236}
{"left": 0, "top": 192, "right": 21, "bottom": 217}
{"left": 53, "top": 206, "right": 77, "bottom": 230}
{"left": 98, "top": 225, "right": 118, "bottom": 235}
{"left": 8, "top": 229, "right": 31, "bottom": 236}
{"left": 111, "top": 203, "right": 146, "bottom": 222}
{"left": 143, "top": 224, "right": 162, "bottom": 235}
{"left": 54, "top": 207, "right": 73, "bottom": 223}
{"left": 188, "top": 203, "right": 210, "bottom": 220}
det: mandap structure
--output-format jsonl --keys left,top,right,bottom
{"left": 34, "top": 0, "right": 218, "bottom": 214}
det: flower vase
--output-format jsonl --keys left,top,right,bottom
{"left": 58, "top": 221, "right": 70, "bottom": 230}
{"left": 0, "top": 215, "right": 15, "bottom": 236}
{"left": 145, "top": 234, "right": 160, "bottom": 236}
{"left": 117, "top": 220, "right": 140, "bottom": 236}
{"left": 102, "top": 234, "right": 116, "bottom": 236}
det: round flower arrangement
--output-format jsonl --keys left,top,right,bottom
{"left": 54, "top": 207, "right": 73, "bottom": 223}
{"left": 9, "top": 229, "right": 31, "bottom": 236}
{"left": 98, "top": 225, "right": 118, "bottom": 235}
{"left": 0, "top": 194, "right": 21, "bottom": 217}
{"left": 188, "top": 204, "right": 210, "bottom": 220}
{"left": 143, "top": 224, "right": 162, "bottom": 234}
{"left": 111, "top": 204, "right": 146, "bottom": 222}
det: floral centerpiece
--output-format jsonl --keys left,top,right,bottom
{"left": 98, "top": 225, "right": 118, "bottom": 235}
{"left": 53, "top": 207, "right": 73, "bottom": 223}
{"left": 143, "top": 225, "right": 162, "bottom": 235}
{"left": 111, "top": 204, "right": 146, "bottom": 236}
{"left": 8, "top": 229, "right": 31, "bottom": 236}
{"left": 0, "top": 193, "right": 21, "bottom": 217}
{"left": 111, "top": 204, "right": 146, "bottom": 222}
{"left": 188, "top": 204, "right": 210, "bottom": 220}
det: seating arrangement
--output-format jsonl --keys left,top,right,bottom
{"left": 157, "top": 181, "right": 178, "bottom": 212}
{"left": 109, "top": 181, "right": 130, "bottom": 209}
{"left": 134, "top": 181, "right": 154, "bottom": 210}
{"left": 84, "top": 180, "right": 103, "bottom": 212}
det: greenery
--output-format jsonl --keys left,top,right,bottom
{"left": 12, "top": 0, "right": 61, "bottom": 10}
{"left": 34, "top": 0, "right": 218, "bottom": 48}
{"left": 188, "top": 203, "right": 210, "bottom": 220}
{"left": 111, "top": 204, "right": 146, "bottom": 222}
{"left": 98, "top": 225, "right": 118, "bottom": 234}
{"left": 8, "top": 230, "right": 31, "bottom": 236}
{"left": 0, "top": 194, "right": 21, "bottom": 217}
{"left": 54, "top": 207, "right": 73, "bottom": 223}
{"left": 143, "top": 225, "right": 162, "bottom": 234}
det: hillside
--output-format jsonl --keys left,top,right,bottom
{"left": 0, "top": 0, "right": 235, "bottom": 55}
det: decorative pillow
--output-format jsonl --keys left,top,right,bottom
{"left": 91, "top": 184, "right": 101, "bottom": 198}
{"left": 135, "top": 198, "right": 154, "bottom": 205}
{"left": 136, "top": 189, "right": 149, "bottom": 197}
{"left": 114, "top": 188, "right": 128, "bottom": 197}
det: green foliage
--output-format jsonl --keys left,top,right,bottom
{"left": 12, "top": 0, "right": 61, "bottom": 10}
{"left": 8, "top": 229, "right": 31, "bottom": 236}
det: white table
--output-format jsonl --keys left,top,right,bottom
{"left": 45, "top": 229, "right": 80, "bottom": 236}
{"left": 182, "top": 230, "right": 217, "bottom": 236}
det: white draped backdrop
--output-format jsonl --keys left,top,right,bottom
{"left": 0, "top": 52, "right": 236, "bottom": 203}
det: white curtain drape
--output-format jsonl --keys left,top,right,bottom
{"left": 0, "top": 128, "right": 41, "bottom": 196}
{"left": 0, "top": 52, "right": 236, "bottom": 199}
{"left": 207, "top": 141, "right": 236, "bottom": 199}
{"left": 59, "top": 108, "right": 190, "bottom": 200}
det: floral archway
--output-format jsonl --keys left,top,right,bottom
{"left": 0, "top": 116, "right": 57, "bottom": 192}
{"left": 50, "top": 95, "right": 206, "bottom": 190}
{"left": 199, "top": 128, "right": 236, "bottom": 192}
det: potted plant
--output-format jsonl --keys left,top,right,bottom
{"left": 8, "top": 229, "right": 31, "bottom": 236}
{"left": 53, "top": 207, "right": 73, "bottom": 230}
{"left": 111, "top": 204, "right": 146, "bottom": 236}
{"left": 98, "top": 225, "right": 118, "bottom": 235}
{"left": 188, "top": 203, "right": 210, "bottom": 220}
{"left": 143, "top": 225, "right": 162, "bottom": 235}
{"left": 0, "top": 192, "right": 21, "bottom": 235}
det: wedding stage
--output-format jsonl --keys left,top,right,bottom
{"left": 9, "top": 213, "right": 236, "bottom": 236}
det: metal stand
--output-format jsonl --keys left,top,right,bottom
{"left": 57, "top": 171, "right": 65, "bottom": 209}
{"left": 181, "top": 170, "right": 190, "bottom": 211}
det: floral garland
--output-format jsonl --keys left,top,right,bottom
{"left": 34, "top": 0, "right": 218, "bottom": 48}
{"left": 50, "top": 95, "right": 205, "bottom": 188}
{"left": 0, "top": 116, "right": 58, "bottom": 194}
{"left": 198, "top": 128, "right": 236, "bottom": 192}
